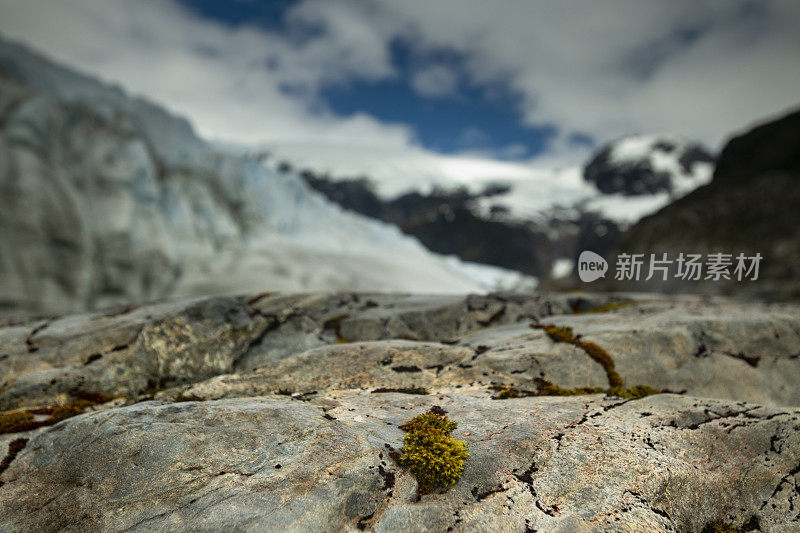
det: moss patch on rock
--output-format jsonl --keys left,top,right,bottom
{"left": 389, "top": 406, "right": 469, "bottom": 495}
{"left": 531, "top": 323, "right": 623, "bottom": 388}
{"left": 0, "top": 391, "right": 117, "bottom": 434}
{"left": 572, "top": 301, "right": 637, "bottom": 315}
{"left": 371, "top": 387, "right": 429, "bottom": 395}
{"left": 489, "top": 381, "right": 664, "bottom": 401}
{"left": 529, "top": 323, "right": 667, "bottom": 400}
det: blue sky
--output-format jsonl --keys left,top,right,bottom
{"left": 0, "top": 0, "right": 798, "bottom": 183}
{"left": 175, "top": 0, "right": 557, "bottom": 160}
{"left": 177, "top": 0, "right": 294, "bottom": 29}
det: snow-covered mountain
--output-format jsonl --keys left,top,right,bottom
{"left": 0, "top": 38, "right": 534, "bottom": 318}
{"left": 267, "top": 134, "right": 715, "bottom": 283}
{"left": 584, "top": 135, "right": 714, "bottom": 196}
{"left": 266, "top": 134, "right": 714, "bottom": 228}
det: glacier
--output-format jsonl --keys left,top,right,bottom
{"left": 0, "top": 38, "right": 534, "bottom": 317}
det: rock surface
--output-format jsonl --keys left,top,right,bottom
{"left": 2, "top": 291, "right": 800, "bottom": 531}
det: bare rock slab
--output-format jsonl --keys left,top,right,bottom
{"left": 2, "top": 291, "right": 800, "bottom": 531}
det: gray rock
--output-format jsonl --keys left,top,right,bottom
{"left": 2, "top": 291, "right": 800, "bottom": 532}
{"left": 1, "top": 392, "right": 799, "bottom": 532}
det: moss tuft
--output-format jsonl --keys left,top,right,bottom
{"left": 175, "top": 393, "right": 205, "bottom": 402}
{"left": 531, "top": 323, "right": 623, "bottom": 388}
{"left": 536, "top": 324, "right": 576, "bottom": 344}
{"left": 489, "top": 382, "right": 664, "bottom": 400}
{"left": 0, "top": 411, "right": 37, "bottom": 434}
{"left": 573, "top": 301, "right": 637, "bottom": 315}
{"left": 534, "top": 382, "right": 606, "bottom": 397}
{"left": 701, "top": 521, "right": 742, "bottom": 533}
{"left": 606, "top": 385, "right": 662, "bottom": 400}
{"left": 496, "top": 388, "right": 521, "bottom": 399}
{"left": 0, "top": 404, "right": 84, "bottom": 434}
{"left": 392, "top": 407, "right": 469, "bottom": 495}
{"left": 371, "top": 387, "right": 429, "bottom": 395}
{"left": 399, "top": 410, "right": 458, "bottom": 434}
{"left": 0, "top": 391, "right": 116, "bottom": 434}
{"left": 70, "top": 390, "right": 117, "bottom": 404}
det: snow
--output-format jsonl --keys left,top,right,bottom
{"left": 261, "top": 142, "right": 542, "bottom": 199}
{"left": 583, "top": 192, "right": 672, "bottom": 224}
{"left": 551, "top": 258, "right": 574, "bottom": 279}
{"left": 265, "top": 134, "right": 712, "bottom": 229}
{"left": 610, "top": 134, "right": 713, "bottom": 196}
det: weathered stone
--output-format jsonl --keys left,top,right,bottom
{"left": 2, "top": 291, "right": 800, "bottom": 532}
{"left": 1, "top": 392, "right": 799, "bottom": 532}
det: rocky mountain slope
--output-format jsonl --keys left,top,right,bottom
{"left": 0, "top": 38, "right": 533, "bottom": 319}
{"left": 603, "top": 107, "right": 800, "bottom": 300}
{"left": 2, "top": 291, "right": 800, "bottom": 531}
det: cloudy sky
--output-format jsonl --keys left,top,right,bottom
{"left": 1, "top": 0, "right": 799, "bottom": 182}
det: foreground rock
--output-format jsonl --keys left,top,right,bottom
{"left": 2, "top": 291, "right": 800, "bottom": 531}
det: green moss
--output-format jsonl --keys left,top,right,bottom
{"left": 488, "top": 385, "right": 532, "bottom": 399}
{"left": 701, "top": 521, "right": 741, "bottom": 533}
{"left": 534, "top": 324, "right": 575, "bottom": 344}
{"left": 371, "top": 387, "right": 429, "bottom": 395}
{"left": 70, "top": 390, "right": 117, "bottom": 404}
{"left": 496, "top": 388, "right": 521, "bottom": 399}
{"left": 399, "top": 409, "right": 458, "bottom": 434}
{"left": 528, "top": 322, "right": 668, "bottom": 400}
{"left": 0, "top": 411, "right": 37, "bottom": 434}
{"left": 392, "top": 407, "right": 469, "bottom": 495}
{"left": 573, "top": 301, "right": 637, "bottom": 315}
{"left": 531, "top": 323, "right": 623, "bottom": 388}
{"left": 174, "top": 393, "right": 205, "bottom": 402}
{"left": 489, "top": 382, "right": 664, "bottom": 401}
{"left": 606, "top": 385, "right": 662, "bottom": 400}
{"left": 0, "top": 404, "right": 83, "bottom": 434}
{"left": 535, "top": 382, "right": 606, "bottom": 397}
{"left": 0, "top": 391, "right": 116, "bottom": 434}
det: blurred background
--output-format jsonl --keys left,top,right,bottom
{"left": 0, "top": 0, "right": 798, "bottom": 319}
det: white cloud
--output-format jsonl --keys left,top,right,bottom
{"left": 363, "top": 0, "right": 800, "bottom": 150}
{"left": 0, "top": 0, "right": 412, "bottom": 147}
{"left": 0, "top": 0, "right": 798, "bottom": 180}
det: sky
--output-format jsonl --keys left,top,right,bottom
{"left": 0, "top": 0, "right": 799, "bottom": 189}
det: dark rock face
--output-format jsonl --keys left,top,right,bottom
{"left": 2, "top": 291, "right": 800, "bottom": 531}
{"left": 391, "top": 203, "right": 554, "bottom": 278}
{"left": 583, "top": 136, "right": 714, "bottom": 196}
{"left": 300, "top": 170, "right": 386, "bottom": 220}
{"left": 714, "top": 108, "right": 800, "bottom": 184}
{"left": 602, "top": 107, "right": 800, "bottom": 300}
